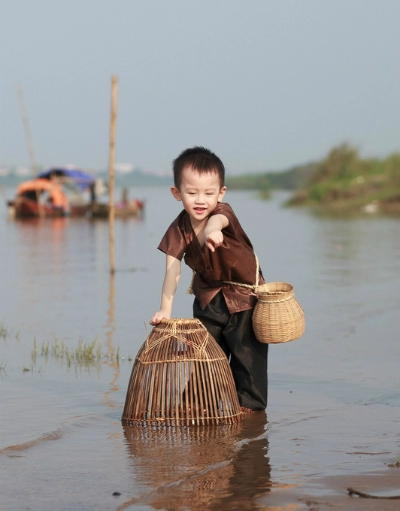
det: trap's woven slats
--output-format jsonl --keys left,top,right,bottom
{"left": 122, "top": 318, "right": 243, "bottom": 426}
{"left": 252, "top": 282, "right": 305, "bottom": 344}
{"left": 138, "top": 332, "right": 222, "bottom": 365}
{"left": 202, "top": 360, "right": 218, "bottom": 425}
{"left": 152, "top": 356, "right": 163, "bottom": 421}
{"left": 124, "top": 356, "right": 144, "bottom": 420}
{"left": 213, "top": 358, "right": 236, "bottom": 421}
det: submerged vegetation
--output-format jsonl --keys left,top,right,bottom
{"left": 0, "top": 324, "right": 9, "bottom": 339}
{"left": 0, "top": 361, "right": 7, "bottom": 375}
{"left": 0, "top": 323, "right": 20, "bottom": 340}
{"left": 31, "top": 336, "right": 126, "bottom": 373}
{"left": 388, "top": 456, "right": 400, "bottom": 468}
{"left": 0, "top": 323, "right": 132, "bottom": 376}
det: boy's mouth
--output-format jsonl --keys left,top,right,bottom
{"left": 194, "top": 207, "right": 206, "bottom": 213}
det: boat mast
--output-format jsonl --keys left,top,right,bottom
{"left": 16, "top": 83, "right": 37, "bottom": 176}
{"left": 108, "top": 75, "right": 118, "bottom": 274}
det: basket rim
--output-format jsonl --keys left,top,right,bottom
{"left": 256, "top": 281, "right": 293, "bottom": 290}
{"left": 158, "top": 318, "right": 204, "bottom": 326}
{"left": 255, "top": 282, "right": 294, "bottom": 299}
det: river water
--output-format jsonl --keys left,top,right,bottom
{"left": 0, "top": 188, "right": 399, "bottom": 510}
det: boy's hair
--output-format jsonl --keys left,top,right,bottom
{"left": 172, "top": 146, "right": 225, "bottom": 189}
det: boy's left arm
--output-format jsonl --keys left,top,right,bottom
{"left": 204, "top": 214, "right": 229, "bottom": 252}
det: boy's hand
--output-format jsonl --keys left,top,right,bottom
{"left": 204, "top": 214, "right": 228, "bottom": 252}
{"left": 150, "top": 310, "right": 171, "bottom": 326}
{"left": 205, "top": 229, "right": 224, "bottom": 252}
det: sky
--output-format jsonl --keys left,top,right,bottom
{"left": 1, "top": 0, "right": 399, "bottom": 175}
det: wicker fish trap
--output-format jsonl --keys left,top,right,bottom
{"left": 121, "top": 318, "right": 243, "bottom": 426}
{"left": 252, "top": 282, "right": 305, "bottom": 344}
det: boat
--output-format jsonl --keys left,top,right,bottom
{"left": 38, "top": 167, "right": 97, "bottom": 190}
{"left": 89, "top": 190, "right": 144, "bottom": 218}
{"left": 38, "top": 167, "right": 102, "bottom": 217}
{"left": 7, "top": 167, "right": 144, "bottom": 219}
{"left": 8, "top": 178, "right": 70, "bottom": 218}
{"left": 38, "top": 168, "right": 144, "bottom": 218}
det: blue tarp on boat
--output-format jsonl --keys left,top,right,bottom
{"left": 38, "top": 168, "right": 96, "bottom": 190}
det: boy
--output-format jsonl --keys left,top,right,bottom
{"left": 150, "top": 147, "right": 268, "bottom": 411}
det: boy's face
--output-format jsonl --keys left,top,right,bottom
{"left": 171, "top": 166, "right": 226, "bottom": 225}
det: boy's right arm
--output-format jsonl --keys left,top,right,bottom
{"left": 150, "top": 254, "right": 181, "bottom": 325}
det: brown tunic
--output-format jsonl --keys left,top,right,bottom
{"left": 158, "top": 202, "right": 262, "bottom": 314}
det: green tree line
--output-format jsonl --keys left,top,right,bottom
{"left": 288, "top": 143, "right": 400, "bottom": 212}
{"left": 227, "top": 143, "right": 400, "bottom": 213}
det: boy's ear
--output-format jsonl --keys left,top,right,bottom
{"left": 217, "top": 186, "right": 227, "bottom": 202}
{"left": 170, "top": 186, "right": 182, "bottom": 201}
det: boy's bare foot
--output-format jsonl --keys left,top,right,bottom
{"left": 240, "top": 407, "right": 255, "bottom": 414}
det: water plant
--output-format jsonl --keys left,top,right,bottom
{"left": 0, "top": 361, "right": 7, "bottom": 375}
{"left": 32, "top": 338, "right": 37, "bottom": 364}
{"left": 388, "top": 456, "right": 400, "bottom": 468}
{"left": 33, "top": 336, "right": 123, "bottom": 372}
{"left": 0, "top": 324, "right": 20, "bottom": 340}
{"left": 40, "top": 337, "right": 101, "bottom": 367}
{"left": 0, "top": 324, "right": 8, "bottom": 339}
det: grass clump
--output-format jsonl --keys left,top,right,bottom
{"left": 0, "top": 324, "right": 20, "bottom": 340}
{"left": 0, "top": 361, "right": 7, "bottom": 375}
{"left": 33, "top": 336, "right": 122, "bottom": 373}
{"left": 388, "top": 456, "right": 400, "bottom": 468}
{"left": 39, "top": 337, "right": 102, "bottom": 369}
{"left": 0, "top": 324, "right": 8, "bottom": 339}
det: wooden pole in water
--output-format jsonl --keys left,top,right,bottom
{"left": 108, "top": 75, "right": 118, "bottom": 274}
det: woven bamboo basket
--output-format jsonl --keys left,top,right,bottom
{"left": 122, "top": 318, "right": 243, "bottom": 426}
{"left": 252, "top": 282, "right": 305, "bottom": 344}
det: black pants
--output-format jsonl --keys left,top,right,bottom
{"left": 193, "top": 291, "right": 268, "bottom": 410}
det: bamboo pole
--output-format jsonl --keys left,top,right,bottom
{"left": 108, "top": 75, "right": 118, "bottom": 274}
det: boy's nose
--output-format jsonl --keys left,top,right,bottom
{"left": 196, "top": 194, "right": 206, "bottom": 203}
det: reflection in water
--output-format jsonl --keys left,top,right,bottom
{"left": 12, "top": 218, "right": 71, "bottom": 321}
{"left": 120, "top": 412, "right": 270, "bottom": 510}
{"left": 103, "top": 272, "right": 120, "bottom": 408}
{"left": 15, "top": 217, "right": 69, "bottom": 277}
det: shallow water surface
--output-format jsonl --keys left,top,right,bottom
{"left": 1, "top": 189, "right": 399, "bottom": 510}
